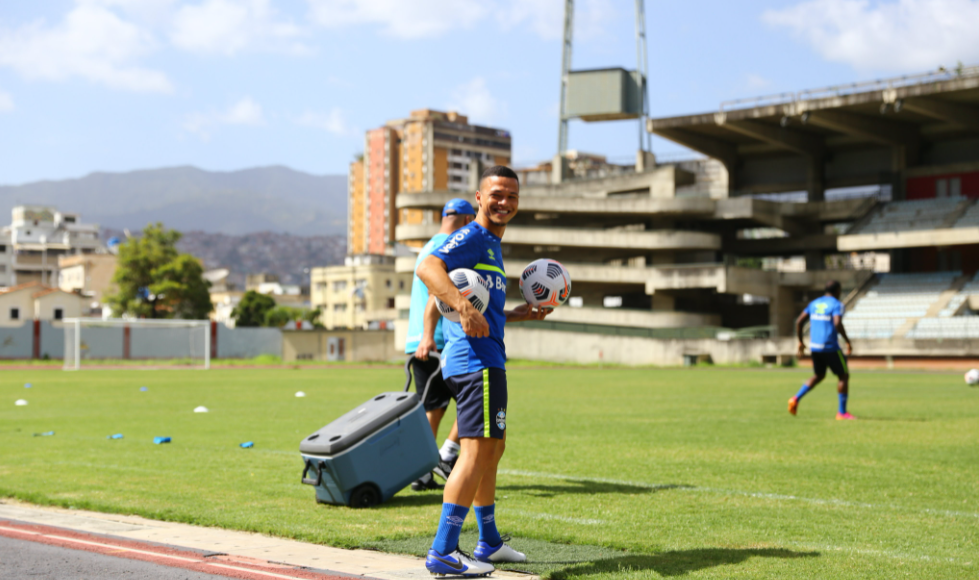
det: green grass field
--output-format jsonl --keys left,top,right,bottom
{"left": 1, "top": 365, "right": 977, "bottom": 579}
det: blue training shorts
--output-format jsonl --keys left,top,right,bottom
{"left": 444, "top": 367, "right": 507, "bottom": 439}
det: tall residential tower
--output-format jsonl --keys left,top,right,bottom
{"left": 347, "top": 109, "right": 512, "bottom": 255}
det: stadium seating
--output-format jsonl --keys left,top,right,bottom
{"left": 953, "top": 202, "right": 979, "bottom": 228}
{"left": 904, "top": 274, "right": 979, "bottom": 338}
{"left": 853, "top": 197, "right": 966, "bottom": 234}
{"left": 906, "top": 316, "right": 979, "bottom": 339}
{"left": 844, "top": 272, "right": 959, "bottom": 339}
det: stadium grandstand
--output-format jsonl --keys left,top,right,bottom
{"left": 387, "top": 65, "right": 979, "bottom": 364}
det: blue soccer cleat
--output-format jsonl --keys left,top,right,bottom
{"left": 473, "top": 536, "right": 526, "bottom": 563}
{"left": 426, "top": 547, "right": 494, "bottom": 577}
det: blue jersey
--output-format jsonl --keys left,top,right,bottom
{"left": 404, "top": 233, "right": 449, "bottom": 354}
{"left": 806, "top": 295, "right": 844, "bottom": 352}
{"left": 433, "top": 222, "right": 507, "bottom": 377}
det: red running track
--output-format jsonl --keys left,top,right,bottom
{"left": 0, "top": 519, "right": 369, "bottom": 580}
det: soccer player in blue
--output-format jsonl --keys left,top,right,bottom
{"left": 407, "top": 198, "right": 476, "bottom": 491}
{"left": 791, "top": 280, "right": 856, "bottom": 420}
{"left": 417, "top": 166, "right": 549, "bottom": 576}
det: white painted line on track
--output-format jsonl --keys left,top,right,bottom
{"left": 0, "top": 524, "right": 320, "bottom": 579}
{"left": 498, "top": 469, "right": 979, "bottom": 520}
{"left": 0, "top": 525, "right": 40, "bottom": 536}
{"left": 45, "top": 535, "right": 201, "bottom": 562}
{"left": 206, "top": 562, "right": 315, "bottom": 579}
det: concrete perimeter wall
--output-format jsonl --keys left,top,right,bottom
{"left": 0, "top": 322, "right": 282, "bottom": 360}
{"left": 216, "top": 326, "right": 282, "bottom": 359}
{"left": 505, "top": 327, "right": 795, "bottom": 366}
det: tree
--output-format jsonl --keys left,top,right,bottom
{"left": 231, "top": 290, "right": 276, "bottom": 327}
{"left": 108, "top": 223, "right": 213, "bottom": 319}
{"left": 263, "top": 305, "right": 325, "bottom": 328}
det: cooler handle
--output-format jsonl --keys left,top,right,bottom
{"left": 404, "top": 351, "right": 441, "bottom": 403}
{"left": 301, "top": 459, "right": 322, "bottom": 486}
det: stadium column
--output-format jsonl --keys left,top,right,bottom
{"left": 768, "top": 287, "right": 796, "bottom": 338}
{"left": 807, "top": 156, "right": 825, "bottom": 202}
{"left": 32, "top": 319, "right": 40, "bottom": 359}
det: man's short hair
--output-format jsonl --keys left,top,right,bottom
{"left": 479, "top": 165, "right": 519, "bottom": 186}
{"left": 825, "top": 280, "right": 841, "bottom": 295}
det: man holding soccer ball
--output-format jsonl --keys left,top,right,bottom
{"left": 417, "top": 166, "right": 549, "bottom": 576}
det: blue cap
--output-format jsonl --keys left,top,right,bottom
{"left": 442, "top": 198, "right": 475, "bottom": 217}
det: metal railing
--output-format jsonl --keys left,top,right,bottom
{"left": 720, "top": 64, "right": 979, "bottom": 112}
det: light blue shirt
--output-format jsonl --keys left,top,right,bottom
{"left": 404, "top": 233, "right": 449, "bottom": 354}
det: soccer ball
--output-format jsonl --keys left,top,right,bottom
{"left": 965, "top": 369, "right": 979, "bottom": 386}
{"left": 520, "top": 259, "right": 572, "bottom": 310}
{"left": 436, "top": 268, "right": 490, "bottom": 323}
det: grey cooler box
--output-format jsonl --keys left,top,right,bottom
{"left": 300, "top": 353, "right": 440, "bottom": 507}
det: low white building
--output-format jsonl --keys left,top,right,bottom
{"left": 0, "top": 206, "right": 104, "bottom": 289}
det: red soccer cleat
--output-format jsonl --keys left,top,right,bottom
{"left": 788, "top": 397, "right": 799, "bottom": 416}
{"left": 836, "top": 412, "right": 856, "bottom": 420}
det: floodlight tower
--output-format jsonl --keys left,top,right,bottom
{"left": 557, "top": 0, "right": 651, "bottom": 181}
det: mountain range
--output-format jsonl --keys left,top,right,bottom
{"left": 0, "top": 166, "right": 348, "bottom": 236}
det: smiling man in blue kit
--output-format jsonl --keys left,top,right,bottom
{"left": 416, "top": 166, "right": 550, "bottom": 576}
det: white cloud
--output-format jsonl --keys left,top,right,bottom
{"left": 222, "top": 96, "right": 265, "bottom": 124}
{"left": 763, "top": 0, "right": 979, "bottom": 71}
{"left": 498, "top": 0, "right": 616, "bottom": 41}
{"left": 183, "top": 96, "right": 265, "bottom": 140}
{"left": 297, "top": 108, "right": 354, "bottom": 136}
{"left": 306, "top": 0, "right": 487, "bottom": 39}
{"left": 306, "top": 0, "right": 614, "bottom": 40}
{"left": 746, "top": 74, "right": 772, "bottom": 90}
{"left": 0, "top": 90, "right": 13, "bottom": 112}
{"left": 448, "top": 77, "right": 507, "bottom": 125}
{"left": 0, "top": 3, "right": 172, "bottom": 93}
{"left": 170, "top": 0, "right": 308, "bottom": 56}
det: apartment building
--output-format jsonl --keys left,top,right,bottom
{"left": 310, "top": 255, "right": 410, "bottom": 330}
{"left": 0, "top": 206, "right": 103, "bottom": 288}
{"left": 57, "top": 253, "right": 118, "bottom": 304}
{"left": 348, "top": 109, "right": 512, "bottom": 255}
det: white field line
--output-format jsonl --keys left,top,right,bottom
{"left": 498, "top": 469, "right": 979, "bottom": 520}
{"left": 788, "top": 542, "right": 971, "bottom": 565}
{"left": 502, "top": 509, "right": 603, "bottom": 526}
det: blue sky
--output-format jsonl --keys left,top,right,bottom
{"left": 2, "top": 0, "right": 979, "bottom": 185}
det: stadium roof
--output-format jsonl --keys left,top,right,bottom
{"left": 648, "top": 66, "right": 979, "bottom": 200}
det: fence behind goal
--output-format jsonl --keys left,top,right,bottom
{"left": 64, "top": 319, "right": 210, "bottom": 370}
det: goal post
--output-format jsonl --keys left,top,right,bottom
{"left": 63, "top": 318, "right": 211, "bottom": 370}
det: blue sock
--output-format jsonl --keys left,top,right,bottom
{"left": 839, "top": 393, "right": 848, "bottom": 414}
{"left": 474, "top": 504, "right": 501, "bottom": 546}
{"left": 431, "top": 503, "right": 469, "bottom": 555}
{"left": 794, "top": 384, "right": 812, "bottom": 400}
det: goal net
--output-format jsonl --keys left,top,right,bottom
{"left": 63, "top": 318, "right": 210, "bottom": 370}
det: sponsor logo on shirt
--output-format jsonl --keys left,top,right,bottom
{"left": 438, "top": 228, "right": 471, "bottom": 254}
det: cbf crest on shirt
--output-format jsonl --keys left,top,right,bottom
{"left": 435, "top": 222, "right": 508, "bottom": 377}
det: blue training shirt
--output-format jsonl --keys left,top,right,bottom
{"left": 806, "top": 295, "right": 844, "bottom": 352}
{"left": 433, "top": 222, "right": 507, "bottom": 377}
{"left": 404, "top": 233, "right": 449, "bottom": 354}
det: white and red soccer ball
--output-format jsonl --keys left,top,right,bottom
{"left": 436, "top": 268, "right": 490, "bottom": 323}
{"left": 520, "top": 259, "right": 572, "bottom": 310}
{"left": 965, "top": 368, "right": 979, "bottom": 386}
